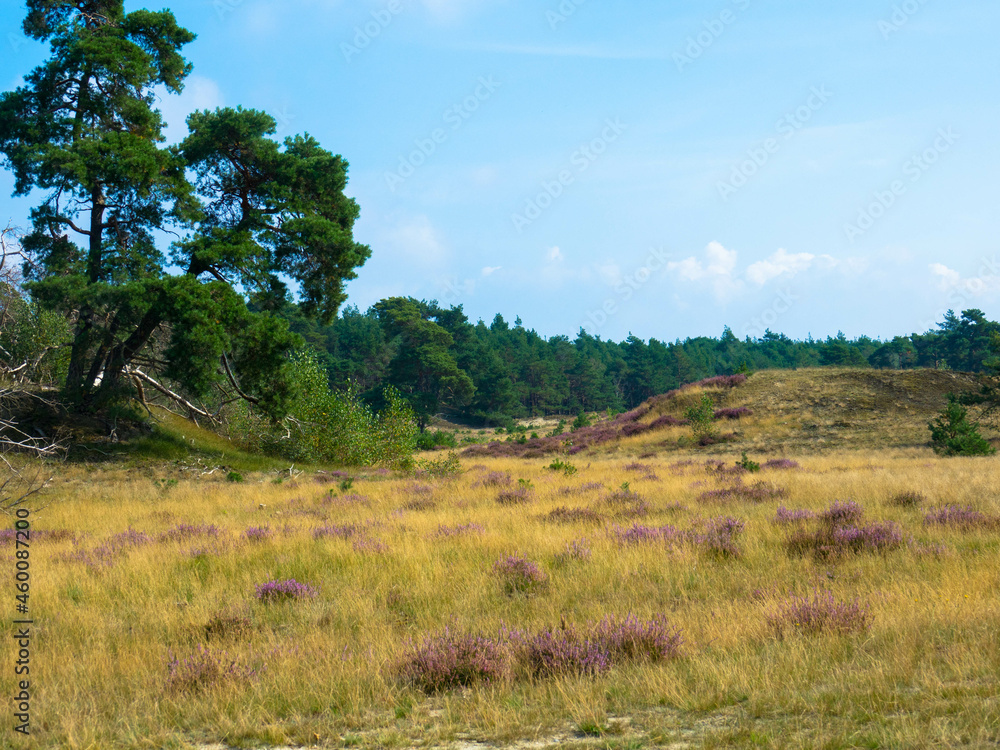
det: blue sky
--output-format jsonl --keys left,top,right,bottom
{"left": 2, "top": 0, "right": 998, "bottom": 343}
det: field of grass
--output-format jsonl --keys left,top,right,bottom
{"left": 3, "top": 369, "right": 1000, "bottom": 749}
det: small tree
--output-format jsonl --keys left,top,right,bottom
{"left": 685, "top": 394, "right": 717, "bottom": 443}
{"left": 928, "top": 396, "right": 995, "bottom": 457}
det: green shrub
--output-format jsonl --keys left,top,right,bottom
{"left": 227, "top": 349, "right": 417, "bottom": 468}
{"left": 547, "top": 459, "right": 577, "bottom": 476}
{"left": 684, "top": 395, "right": 717, "bottom": 442}
{"left": 571, "top": 412, "right": 592, "bottom": 432}
{"left": 929, "top": 397, "right": 996, "bottom": 457}
{"left": 415, "top": 430, "right": 457, "bottom": 451}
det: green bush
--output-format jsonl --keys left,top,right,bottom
{"left": 571, "top": 412, "right": 592, "bottom": 432}
{"left": 415, "top": 430, "right": 457, "bottom": 451}
{"left": 929, "top": 397, "right": 996, "bottom": 457}
{"left": 227, "top": 349, "right": 417, "bottom": 468}
{"left": 684, "top": 395, "right": 717, "bottom": 442}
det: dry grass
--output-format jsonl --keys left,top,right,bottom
{"left": 4, "top": 369, "right": 1000, "bottom": 748}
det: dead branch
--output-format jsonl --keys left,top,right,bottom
{"left": 125, "top": 367, "right": 220, "bottom": 423}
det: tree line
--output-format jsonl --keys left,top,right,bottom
{"left": 281, "top": 298, "right": 1000, "bottom": 428}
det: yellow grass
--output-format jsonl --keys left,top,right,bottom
{"left": 3, "top": 370, "right": 1000, "bottom": 748}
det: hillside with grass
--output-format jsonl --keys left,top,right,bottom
{"left": 465, "top": 368, "right": 990, "bottom": 462}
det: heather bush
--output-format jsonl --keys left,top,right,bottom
{"left": 543, "top": 506, "right": 604, "bottom": 524}
{"left": 476, "top": 471, "right": 512, "bottom": 487}
{"left": 785, "top": 500, "right": 904, "bottom": 559}
{"left": 601, "top": 487, "right": 650, "bottom": 519}
{"left": 554, "top": 538, "right": 592, "bottom": 563}
{"left": 241, "top": 526, "right": 273, "bottom": 543}
{"left": 254, "top": 579, "right": 318, "bottom": 602}
{"left": 692, "top": 516, "right": 746, "bottom": 559}
{"left": 650, "top": 414, "right": 687, "bottom": 429}
{"left": 762, "top": 458, "right": 800, "bottom": 470}
{"left": 767, "top": 590, "right": 872, "bottom": 637}
{"left": 609, "top": 523, "right": 682, "bottom": 547}
{"left": 496, "top": 486, "right": 533, "bottom": 506}
{"left": 157, "top": 524, "right": 223, "bottom": 543}
{"left": 923, "top": 505, "right": 999, "bottom": 530}
{"left": 820, "top": 500, "right": 864, "bottom": 527}
{"left": 166, "top": 644, "right": 262, "bottom": 693}
{"left": 519, "top": 625, "right": 609, "bottom": 678}
{"left": 591, "top": 613, "right": 683, "bottom": 663}
{"left": 352, "top": 537, "right": 388, "bottom": 554}
{"left": 492, "top": 554, "right": 549, "bottom": 596}
{"left": 698, "top": 480, "right": 786, "bottom": 504}
{"left": 398, "top": 630, "right": 511, "bottom": 692}
{"left": 772, "top": 506, "right": 817, "bottom": 524}
{"left": 433, "top": 523, "right": 485, "bottom": 538}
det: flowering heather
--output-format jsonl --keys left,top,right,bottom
{"left": 543, "top": 506, "right": 604, "bottom": 524}
{"left": 832, "top": 521, "right": 905, "bottom": 553}
{"left": 592, "top": 613, "right": 683, "bottom": 663}
{"left": 555, "top": 538, "right": 592, "bottom": 562}
{"left": 624, "top": 462, "right": 652, "bottom": 472}
{"left": 650, "top": 414, "right": 687, "bottom": 429}
{"left": 106, "top": 528, "right": 153, "bottom": 551}
{"left": 691, "top": 516, "right": 745, "bottom": 559}
{"left": 397, "top": 629, "right": 510, "bottom": 692}
{"left": 352, "top": 537, "right": 388, "bottom": 555}
{"left": 166, "top": 644, "right": 262, "bottom": 693}
{"left": 492, "top": 554, "right": 549, "bottom": 595}
{"left": 762, "top": 458, "right": 800, "bottom": 471}
{"left": 323, "top": 492, "right": 371, "bottom": 507}
{"left": 313, "top": 470, "right": 350, "bottom": 484}
{"left": 496, "top": 486, "right": 533, "bottom": 506}
{"left": 620, "top": 422, "right": 650, "bottom": 437}
{"left": 714, "top": 407, "right": 753, "bottom": 420}
{"left": 773, "top": 506, "right": 817, "bottom": 524}
{"left": 157, "top": 524, "right": 223, "bottom": 543}
{"left": 432, "top": 523, "right": 485, "bottom": 538}
{"left": 923, "top": 505, "right": 999, "bottom": 530}
{"left": 520, "top": 625, "right": 610, "bottom": 677}
{"left": 698, "top": 481, "right": 787, "bottom": 504}
{"left": 609, "top": 523, "right": 682, "bottom": 547}
{"left": 313, "top": 523, "right": 362, "bottom": 540}
{"left": 254, "top": 579, "right": 318, "bottom": 602}
{"left": 241, "top": 526, "right": 273, "bottom": 543}
{"left": 820, "top": 500, "right": 864, "bottom": 527}
{"left": 405, "top": 482, "right": 434, "bottom": 496}
{"left": 767, "top": 590, "right": 872, "bottom": 637}
{"left": 476, "top": 471, "right": 513, "bottom": 488}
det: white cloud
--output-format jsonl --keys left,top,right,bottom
{"left": 666, "top": 241, "right": 742, "bottom": 302}
{"left": 745, "top": 248, "right": 817, "bottom": 286}
{"left": 930, "top": 262, "right": 1000, "bottom": 297}
{"left": 481, "top": 266, "right": 501, "bottom": 276}
{"left": 547, "top": 246, "right": 564, "bottom": 262}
